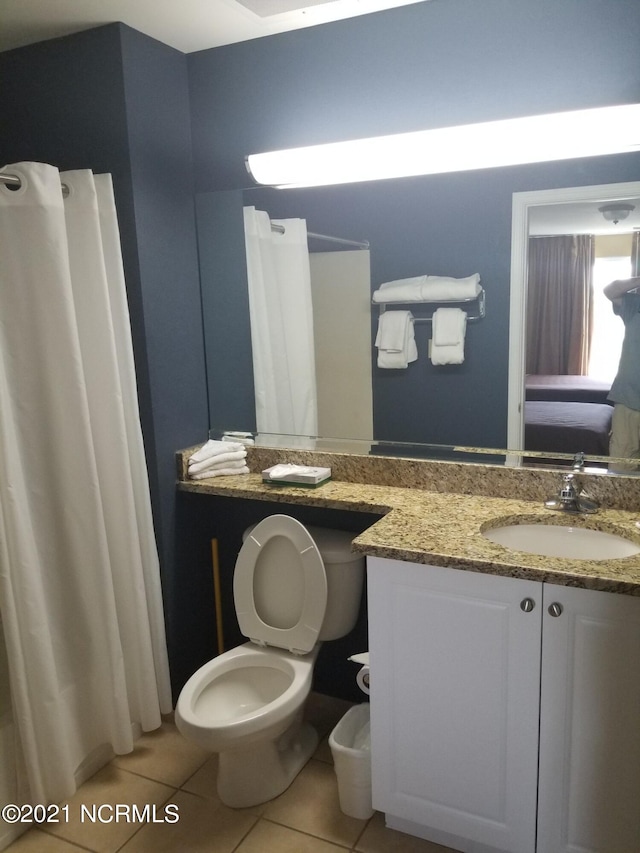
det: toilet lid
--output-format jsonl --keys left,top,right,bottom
{"left": 234, "top": 515, "right": 328, "bottom": 654}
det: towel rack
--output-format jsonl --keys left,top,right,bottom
{"left": 374, "top": 287, "right": 486, "bottom": 323}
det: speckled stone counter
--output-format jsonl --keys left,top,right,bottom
{"left": 177, "top": 445, "right": 640, "bottom": 596}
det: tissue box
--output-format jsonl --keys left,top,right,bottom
{"left": 261, "top": 465, "right": 332, "bottom": 487}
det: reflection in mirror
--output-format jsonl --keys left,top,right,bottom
{"left": 207, "top": 426, "right": 639, "bottom": 477}
{"left": 198, "top": 172, "right": 640, "bottom": 474}
{"left": 509, "top": 181, "right": 640, "bottom": 473}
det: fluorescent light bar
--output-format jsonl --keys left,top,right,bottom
{"left": 246, "top": 104, "right": 640, "bottom": 188}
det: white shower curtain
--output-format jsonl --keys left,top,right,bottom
{"left": 243, "top": 206, "right": 318, "bottom": 437}
{"left": 0, "top": 162, "right": 172, "bottom": 809}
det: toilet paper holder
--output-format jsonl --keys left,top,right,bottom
{"left": 349, "top": 652, "right": 370, "bottom": 695}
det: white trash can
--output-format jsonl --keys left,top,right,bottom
{"left": 328, "top": 703, "right": 374, "bottom": 820}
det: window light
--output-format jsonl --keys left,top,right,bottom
{"left": 245, "top": 104, "right": 640, "bottom": 189}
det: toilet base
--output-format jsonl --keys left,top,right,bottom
{"left": 217, "top": 717, "right": 319, "bottom": 808}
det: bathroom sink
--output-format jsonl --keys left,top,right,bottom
{"left": 483, "top": 523, "right": 640, "bottom": 560}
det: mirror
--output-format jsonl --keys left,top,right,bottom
{"left": 508, "top": 181, "right": 640, "bottom": 466}
{"left": 197, "top": 162, "right": 640, "bottom": 471}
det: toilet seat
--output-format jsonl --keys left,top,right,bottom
{"left": 234, "top": 515, "right": 328, "bottom": 654}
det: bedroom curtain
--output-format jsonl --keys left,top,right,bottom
{"left": 526, "top": 234, "right": 595, "bottom": 375}
{"left": 632, "top": 231, "right": 640, "bottom": 277}
{"left": 0, "top": 162, "right": 172, "bottom": 810}
{"left": 243, "top": 206, "right": 318, "bottom": 438}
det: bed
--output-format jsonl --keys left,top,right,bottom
{"left": 524, "top": 401, "right": 613, "bottom": 456}
{"left": 525, "top": 374, "right": 611, "bottom": 404}
{"left": 524, "top": 375, "right": 613, "bottom": 457}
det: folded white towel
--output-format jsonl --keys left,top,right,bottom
{"left": 373, "top": 274, "right": 481, "bottom": 303}
{"left": 189, "top": 465, "right": 250, "bottom": 480}
{"left": 433, "top": 307, "right": 466, "bottom": 346}
{"left": 194, "top": 457, "right": 247, "bottom": 473}
{"left": 372, "top": 276, "right": 427, "bottom": 303}
{"left": 431, "top": 308, "right": 467, "bottom": 365}
{"left": 422, "top": 274, "right": 480, "bottom": 302}
{"left": 189, "top": 449, "right": 247, "bottom": 474}
{"left": 189, "top": 439, "right": 244, "bottom": 464}
{"left": 375, "top": 310, "right": 417, "bottom": 369}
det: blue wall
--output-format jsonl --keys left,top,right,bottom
{"left": 188, "top": 0, "right": 640, "bottom": 448}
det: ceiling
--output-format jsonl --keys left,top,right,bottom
{"left": 529, "top": 199, "right": 640, "bottom": 237}
{"left": 0, "top": 0, "right": 429, "bottom": 54}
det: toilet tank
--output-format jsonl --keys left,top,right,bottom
{"left": 243, "top": 522, "right": 365, "bottom": 641}
{"left": 305, "top": 525, "right": 365, "bottom": 641}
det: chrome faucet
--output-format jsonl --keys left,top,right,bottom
{"left": 572, "top": 452, "right": 585, "bottom": 471}
{"left": 544, "top": 473, "right": 599, "bottom": 515}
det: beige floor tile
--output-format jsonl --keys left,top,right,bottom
{"left": 40, "top": 764, "right": 175, "bottom": 853}
{"left": 111, "top": 720, "right": 210, "bottom": 787}
{"left": 119, "top": 790, "right": 257, "bottom": 853}
{"left": 236, "top": 818, "right": 350, "bottom": 853}
{"left": 2, "top": 828, "right": 88, "bottom": 852}
{"left": 356, "top": 812, "right": 458, "bottom": 853}
{"left": 181, "top": 753, "right": 222, "bottom": 802}
{"left": 262, "top": 758, "right": 366, "bottom": 848}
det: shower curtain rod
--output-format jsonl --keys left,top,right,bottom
{"left": 1, "top": 171, "right": 70, "bottom": 196}
{"left": 270, "top": 221, "right": 369, "bottom": 250}
{"left": 0, "top": 173, "right": 22, "bottom": 189}
{"left": 0, "top": 174, "right": 370, "bottom": 249}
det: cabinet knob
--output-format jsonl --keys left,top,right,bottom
{"left": 520, "top": 597, "right": 536, "bottom": 612}
{"left": 548, "top": 602, "right": 564, "bottom": 617}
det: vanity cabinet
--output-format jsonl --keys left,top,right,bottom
{"left": 367, "top": 557, "right": 640, "bottom": 853}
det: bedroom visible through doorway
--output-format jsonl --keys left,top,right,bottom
{"left": 588, "top": 255, "right": 632, "bottom": 384}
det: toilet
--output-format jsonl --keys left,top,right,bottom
{"left": 175, "top": 514, "right": 365, "bottom": 808}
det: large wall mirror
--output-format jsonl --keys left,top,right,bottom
{"left": 509, "top": 181, "right": 640, "bottom": 463}
{"left": 197, "top": 164, "right": 640, "bottom": 472}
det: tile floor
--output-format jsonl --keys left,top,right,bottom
{"left": 4, "top": 693, "right": 456, "bottom": 853}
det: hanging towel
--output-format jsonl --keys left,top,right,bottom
{"left": 422, "top": 274, "right": 481, "bottom": 301}
{"left": 372, "top": 276, "right": 427, "bottom": 303}
{"left": 431, "top": 308, "right": 467, "bottom": 365}
{"left": 375, "top": 310, "right": 417, "bottom": 369}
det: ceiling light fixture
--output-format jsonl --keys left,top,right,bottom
{"left": 598, "top": 203, "right": 635, "bottom": 224}
{"left": 246, "top": 104, "right": 640, "bottom": 189}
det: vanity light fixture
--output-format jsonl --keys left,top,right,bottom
{"left": 598, "top": 203, "right": 635, "bottom": 224}
{"left": 245, "top": 104, "right": 640, "bottom": 188}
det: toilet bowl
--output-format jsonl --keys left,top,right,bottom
{"left": 175, "top": 515, "right": 365, "bottom": 808}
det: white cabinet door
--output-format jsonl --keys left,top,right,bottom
{"left": 537, "top": 584, "right": 640, "bottom": 853}
{"left": 368, "top": 557, "right": 541, "bottom": 853}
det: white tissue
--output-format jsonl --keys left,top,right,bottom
{"left": 268, "top": 464, "right": 314, "bottom": 480}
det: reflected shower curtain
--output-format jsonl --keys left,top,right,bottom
{"left": 0, "top": 163, "right": 172, "bottom": 809}
{"left": 243, "top": 206, "right": 318, "bottom": 437}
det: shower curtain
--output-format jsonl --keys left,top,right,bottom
{"left": 243, "top": 206, "right": 318, "bottom": 437}
{"left": 0, "top": 163, "right": 172, "bottom": 813}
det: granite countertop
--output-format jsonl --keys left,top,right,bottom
{"left": 178, "top": 469, "right": 640, "bottom": 596}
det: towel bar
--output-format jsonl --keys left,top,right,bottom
{"left": 375, "top": 287, "right": 486, "bottom": 323}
